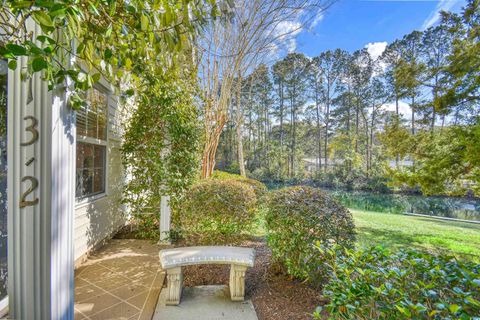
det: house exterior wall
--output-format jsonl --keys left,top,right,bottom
{"left": 73, "top": 93, "right": 127, "bottom": 263}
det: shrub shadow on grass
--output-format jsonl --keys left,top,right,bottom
{"left": 355, "top": 226, "right": 479, "bottom": 261}
{"left": 413, "top": 216, "right": 480, "bottom": 231}
{"left": 356, "top": 226, "right": 423, "bottom": 249}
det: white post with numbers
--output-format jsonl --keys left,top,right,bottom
{"left": 7, "top": 21, "right": 76, "bottom": 320}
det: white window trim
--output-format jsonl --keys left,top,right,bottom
{"left": 77, "top": 135, "right": 108, "bottom": 147}
{"left": 75, "top": 192, "right": 108, "bottom": 209}
{"left": 75, "top": 86, "right": 110, "bottom": 204}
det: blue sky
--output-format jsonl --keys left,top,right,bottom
{"left": 279, "top": 0, "right": 466, "bottom": 118}
{"left": 295, "top": 0, "right": 466, "bottom": 57}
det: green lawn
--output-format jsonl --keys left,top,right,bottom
{"left": 351, "top": 209, "right": 480, "bottom": 262}
{"left": 254, "top": 207, "right": 480, "bottom": 261}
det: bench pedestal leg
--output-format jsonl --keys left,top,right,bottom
{"left": 229, "top": 264, "right": 247, "bottom": 301}
{"left": 165, "top": 267, "right": 183, "bottom": 305}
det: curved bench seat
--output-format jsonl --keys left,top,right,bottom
{"left": 160, "top": 246, "right": 255, "bottom": 268}
{"left": 159, "top": 246, "right": 255, "bottom": 305}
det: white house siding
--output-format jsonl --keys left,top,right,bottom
{"left": 74, "top": 94, "right": 126, "bottom": 263}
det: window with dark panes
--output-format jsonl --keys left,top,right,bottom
{"left": 76, "top": 88, "right": 108, "bottom": 199}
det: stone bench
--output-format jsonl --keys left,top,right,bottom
{"left": 159, "top": 246, "right": 255, "bottom": 305}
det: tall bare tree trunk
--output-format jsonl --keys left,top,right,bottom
{"left": 355, "top": 99, "right": 360, "bottom": 153}
{"left": 368, "top": 103, "right": 376, "bottom": 177}
{"left": 411, "top": 95, "right": 415, "bottom": 135}
{"left": 346, "top": 88, "right": 352, "bottom": 173}
{"left": 315, "top": 103, "right": 322, "bottom": 173}
{"left": 290, "top": 90, "right": 297, "bottom": 178}
{"left": 395, "top": 95, "right": 399, "bottom": 168}
{"left": 324, "top": 99, "right": 330, "bottom": 173}
{"left": 324, "top": 84, "right": 332, "bottom": 173}
{"left": 202, "top": 134, "right": 222, "bottom": 178}
{"left": 278, "top": 81, "right": 285, "bottom": 174}
{"left": 235, "top": 74, "right": 246, "bottom": 177}
{"left": 431, "top": 76, "right": 438, "bottom": 132}
{"left": 371, "top": 109, "right": 376, "bottom": 172}
{"left": 201, "top": 87, "right": 229, "bottom": 178}
{"left": 264, "top": 103, "right": 269, "bottom": 171}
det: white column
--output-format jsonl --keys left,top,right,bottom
{"left": 159, "top": 195, "right": 171, "bottom": 244}
{"left": 7, "top": 22, "right": 75, "bottom": 320}
{"left": 158, "top": 134, "right": 171, "bottom": 244}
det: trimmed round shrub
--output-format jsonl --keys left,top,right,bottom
{"left": 317, "top": 246, "right": 480, "bottom": 319}
{"left": 210, "top": 170, "right": 243, "bottom": 180}
{"left": 265, "top": 186, "right": 355, "bottom": 284}
{"left": 211, "top": 170, "right": 268, "bottom": 201}
{"left": 240, "top": 178, "right": 268, "bottom": 202}
{"left": 175, "top": 179, "right": 257, "bottom": 245}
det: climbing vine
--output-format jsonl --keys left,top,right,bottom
{"left": 122, "top": 67, "right": 201, "bottom": 239}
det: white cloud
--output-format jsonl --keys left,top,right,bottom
{"left": 382, "top": 101, "right": 412, "bottom": 119}
{"left": 270, "top": 10, "right": 324, "bottom": 54}
{"left": 286, "top": 39, "right": 297, "bottom": 52}
{"left": 311, "top": 14, "right": 324, "bottom": 29}
{"left": 422, "top": 0, "right": 462, "bottom": 30}
{"left": 274, "top": 20, "right": 303, "bottom": 52}
{"left": 275, "top": 21, "right": 303, "bottom": 38}
{"left": 365, "top": 41, "right": 387, "bottom": 61}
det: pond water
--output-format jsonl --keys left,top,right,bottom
{"left": 322, "top": 189, "right": 480, "bottom": 222}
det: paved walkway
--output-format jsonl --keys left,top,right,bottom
{"left": 153, "top": 285, "right": 258, "bottom": 320}
{"left": 74, "top": 239, "right": 166, "bottom": 320}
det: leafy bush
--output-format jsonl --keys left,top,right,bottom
{"left": 317, "top": 246, "right": 480, "bottom": 320}
{"left": 239, "top": 178, "right": 268, "bottom": 201}
{"left": 265, "top": 186, "right": 356, "bottom": 284}
{"left": 174, "top": 179, "right": 257, "bottom": 245}
{"left": 211, "top": 170, "right": 268, "bottom": 200}
{"left": 211, "top": 170, "right": 244, "bottom": 180}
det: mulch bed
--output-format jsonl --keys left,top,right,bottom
{"left": 182, "top": 238, "right": 328, "bottom": 320}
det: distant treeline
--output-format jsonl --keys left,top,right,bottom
{"left": 216, "top": 0, "right": 480, "bottom": 196}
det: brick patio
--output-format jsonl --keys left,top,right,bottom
{"left": 74, "top": 239, "right": 167, "bottom": 320}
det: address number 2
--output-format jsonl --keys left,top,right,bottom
{"left": 19, "top": 176, "right": 39, "bottom": 208}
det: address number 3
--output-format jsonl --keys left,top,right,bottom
{"left": 21, "top": 116, "right": 39, "bottom": 146}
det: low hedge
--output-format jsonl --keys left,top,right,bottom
{"left": 317, "top": 246, "right": 480, "bottom": 319}
{"left": 175, "top": 179, "right": 257, "bottom": 245}
{"left": 265, "top": 186, "right": 356, "bottom": 285}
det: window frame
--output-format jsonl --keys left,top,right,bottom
{"left": 75, "top": 85, "right": 109, "bottom": 205}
